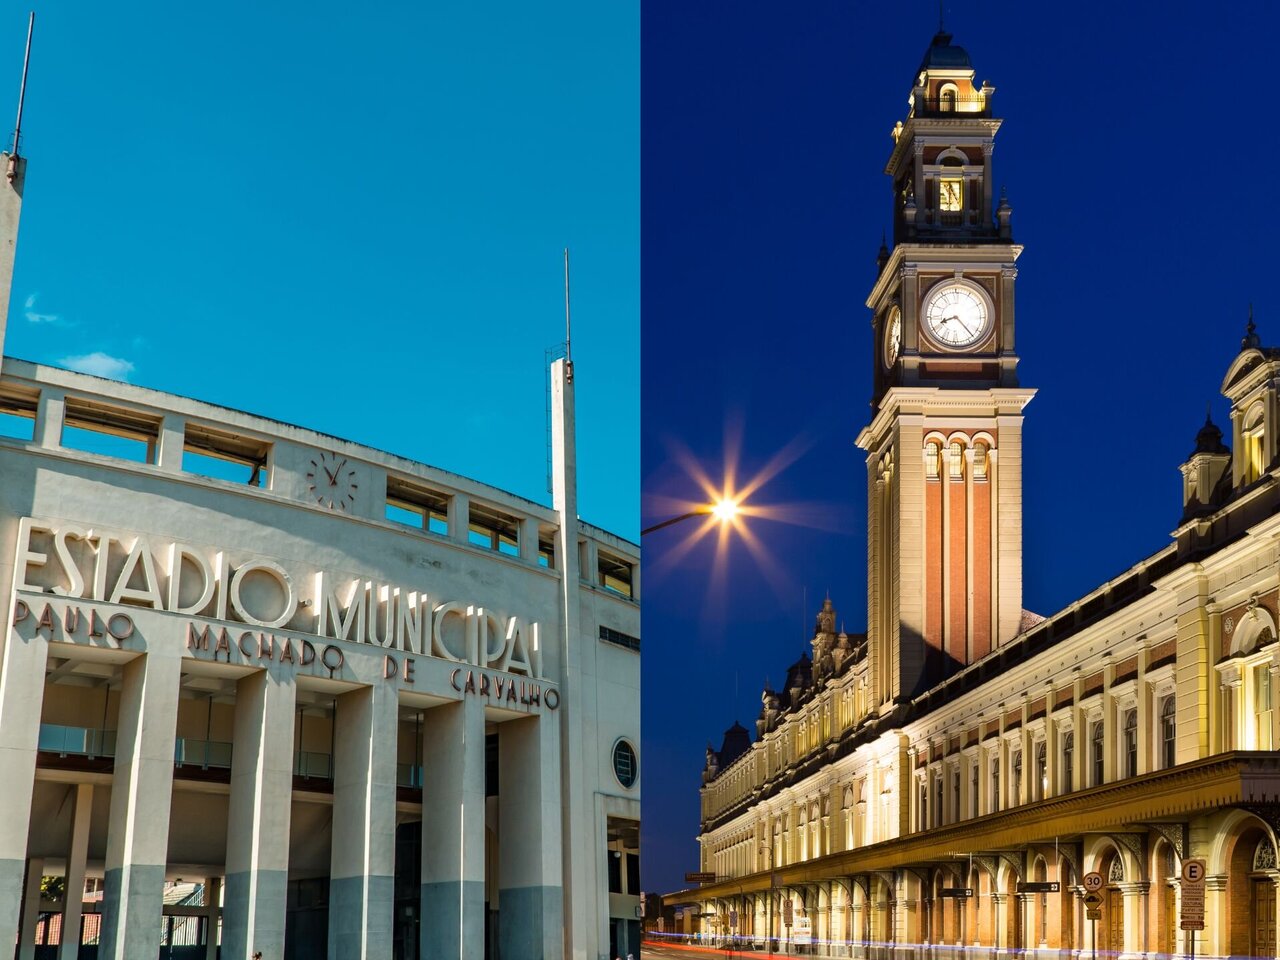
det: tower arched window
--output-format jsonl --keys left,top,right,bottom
{"left": 948, "top": 441, "right": 965, "bottom": 480}
{"left": 1255, "top": 663, "right": 1274, "bottom": 750}
{"left": 925, "top": 441, "right": 941, "bottom": 480}
{"left": 1061, "top": 730, "right": 1074, "bottom": 793}
{"left": 1244, "top": 403, "right": 1266, "bottom": 483}
{"left": 1160, "top": 696, "right": 1177, "bottom": 768}
{"left": 938, "top": 83, "right": 959, "bottom": 112}
{"left": 1123, "top": 709, "right": 1138, "bottom": 778}
{"left": 973, "top": 440, "right": 990, "bottom": 480}
{"left": 1091, "top": 720, "right": 1105, "bottom": 786}
{"left": 1034, "top": 740, "right": 1047, "bottom": 801}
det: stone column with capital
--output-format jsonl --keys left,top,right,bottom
{"left": 1115, "top": 881, "right": 1147, "bottom": 960}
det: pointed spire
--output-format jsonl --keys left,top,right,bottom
{"left": 1243, "top": 303, "right": 1261, "bottom": 350}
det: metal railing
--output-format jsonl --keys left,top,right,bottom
{"left": 913, "top": 96, "right": 991, "bottom": 117}
{"left": 294, "top": 750, "right": 333, "bottom": 779}
{"left": 37, "top": 723, "right": 115, "bottom": 758}
{"left": 173, "top": 738, "right": 233, "bottom": 769}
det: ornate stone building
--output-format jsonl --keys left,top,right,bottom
{"left": 676, "top": 28, "right": 1280, "bottom": 959}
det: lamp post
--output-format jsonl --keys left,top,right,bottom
{"left": 641, "top": 498, "right": 740, "bottom": 536}
{"left": 759, "top": 840, "right": 775, "bottom": 953}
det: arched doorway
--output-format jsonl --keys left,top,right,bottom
{"left": 1096, "top": 848, "right": 1125, "bottom": 954}
{"left": 1151, "top": 840, "right": 1177, "bottom": 956}
{"left": 1226, "top": 824, "right": 1277, "bottom": 957}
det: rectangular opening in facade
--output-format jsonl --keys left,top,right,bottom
{"left": 539, "top": 527, "right": 557, "bottom": 569}
{"left": 598, "top": 551, "right": 634, "bottom": 598}
{"left": 0, "top": 384, "right": 37, "bottom": 441}
{"left": 39, "top": 658, "right": 121, "bottom": 766}
{"left": 397, "top": 708, "right": 424, "bottom": 789}
{"left": 468, "top": 501, "right": 520, "bottom": 557}
{"left": 183, "top": 422, "right": 270, "bottom": 487}
{"left": 599, "top": 625, "right": 641, "bottom": 652}
{"left": 174, "top": 690, "right": 235, "bottom": 774}
{"left": 294, "top": 701, "right": 334, "bottom": 782}
{"left": 61, "top": 397, "right": 161, "bottom": 464}
{"left": 385, "top": 477, "right": 449, "bottom": 536}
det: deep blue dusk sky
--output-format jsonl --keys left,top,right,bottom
{"left": 641, "top": 1, "right": 1280, "bottom": 892}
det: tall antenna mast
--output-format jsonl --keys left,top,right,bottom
{"left": 10, "top": 12, "right": 32, "bottom": 157}
{"left": 563, "top": 247, "right": 572, "bottom": 361}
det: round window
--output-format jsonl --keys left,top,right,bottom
{"left": 613, "top": 739, "right": 638, "bottom": 789}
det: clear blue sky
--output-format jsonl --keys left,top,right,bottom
{"left": 3, "top": 1, "right": 638, "bottom": 540}
{"left": 642, "top": 0, "right": 1280, "bottom": 892}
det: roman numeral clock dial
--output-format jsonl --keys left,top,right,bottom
{"left": 306, "top": 451, "right": 359, "bottom": 511}
{"left": 923, "top": 280, "right": 989, "bottom": 349}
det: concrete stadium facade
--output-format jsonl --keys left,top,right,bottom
{"left": 0, "top": 150, "right": 641, "bottom": 960}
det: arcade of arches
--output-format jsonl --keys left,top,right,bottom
{"left": 675, "top": 801, "right": 1280, "bottom": 958}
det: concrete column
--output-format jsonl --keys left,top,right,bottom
{"left": 223, "top": 667, "right": 297, "bottom": 960}
{"left": 156, "top": 413, "right": 185, "bottom": 472}
{"left": 17, "top": 857, "right": 44, "bottom": 960}
{"left": 450, "top": 493, "right": 471, "bottom": 545}
{"left": 99, "top": 649, "right": 183, "bottom": 960}
{"left": 0, "top": 611, "right": 50, "bottom": 949}
{"left": 519, "top": 516, "right": 540, "bottom": 564}
{"left": 33, "top": 386, "right": 64, "bottom": 448}
{"left": 0, "top": 152, "right": 25, "bottom": 357}
{"left": 328, "top": 683, "right": 398, "bottom": 960}
{"left": 204, "top": 876, "right": 221, "bottom": 960}
{"left": 421, "top": 695, "right": 486, "bottom": 959}
{"left": 497, "top": 711, "right": 563, "bottom": 959}
{"left": 58, "top": 783, "right": 94, "bottom": 960}
{"left": 581, "top": 538, "right": 598, "bottom": 586}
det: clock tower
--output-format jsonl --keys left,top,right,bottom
{"left": 856, "top": 29, "right": 1035, "bottom": 705}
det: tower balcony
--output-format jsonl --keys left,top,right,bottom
{"left": 911, "top": 95, "right": 992, "bottom": 119}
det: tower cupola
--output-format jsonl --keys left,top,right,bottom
{"left": 1180, "top": 410, "right": 1231, "bottom": 519}
{"left": 1221, "top": 310, "right": 1280, "bottom": 488}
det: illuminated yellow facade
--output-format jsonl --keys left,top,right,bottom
{"left": 672, "top": 29, "right": 1280, "bottom": 960}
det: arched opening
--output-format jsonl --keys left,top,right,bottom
{"left": 1031, "top": 857, "right": 1048, "bottom": 948}
{"left": 1096, "top": 847, "right": 1126, "bottom": 954}
{"left": 1160, "top": 695, "right": 1177, "bottom": 768}
{"left": 1226, "top": 823, "right": 1277, "bottom": 958}
{"left": 1244, "top": 402, "right": 1266, "bottom": 483}
{"left": 1151, "top": 839, "right": 1177, "bottom": 956}
{"left": 938, "top": 83, "right": 959, "bottom": 111}
{"left": 1123, "top": 708, "right": 1138, "bottom": 778}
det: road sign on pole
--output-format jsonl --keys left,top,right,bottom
{"left": 1083, "top": 871, "right": 1104, "bottom": 893}
{"left": 782, "top": 898, "right": 793, "bottom": 925}
{"left": 1181, "top": 858, "right": 1206, "bottom": 931}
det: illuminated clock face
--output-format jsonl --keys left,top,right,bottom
{"left": 923, "top": 281, "right": 989, "bottom": 349}
{"left": 306, "top": 452, "right": 359, "bottom": 511}
{"left": 883, "top": 306, "right": 901, "bottom": 369}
